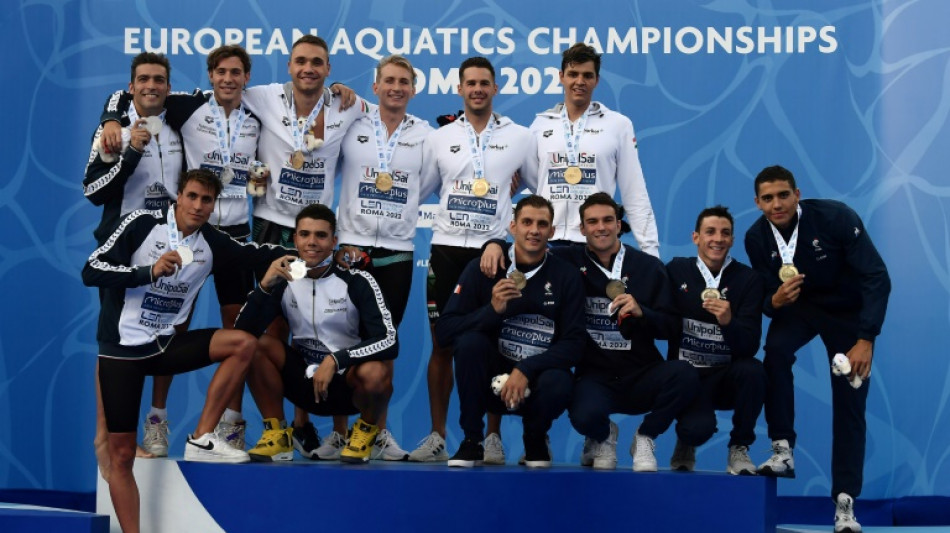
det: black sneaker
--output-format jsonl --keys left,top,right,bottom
{"left": 292, "top": 421, "right": 320, "bottom": 460}
{"left": 523, "top": 433, "right": 552, "bottom": 468}
{"left": 447, "top": 438, "right": 484, "bottom": 468}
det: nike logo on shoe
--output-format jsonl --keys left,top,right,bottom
{"left": 190, "top": 438, "right": 214, "bottom": 451}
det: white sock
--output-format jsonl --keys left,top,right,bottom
{"left": 222, "top": 408, "right": 244, "bottom": 424}
{"left": 148, "top": 407, "right": 168, "bottom": 420}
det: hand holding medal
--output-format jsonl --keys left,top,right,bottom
{"left": 491, "top": 275, "right": 524, "bottom": 314}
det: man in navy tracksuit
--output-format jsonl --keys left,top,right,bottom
{"left": 745, "top": 165, "right": 890, "bottom": 533}
{"left": 436, "top": 195, "right": 587, "bottom": 468}
{"left": 666, "top": 205, "right": 765, "bottom": 475}
{"left": 483, "top": 193, "right": 696, "bottom": 471}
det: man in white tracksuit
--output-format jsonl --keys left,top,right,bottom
{"left": 408, "top": 56, "right": 538, "bottom": 463}
{"left": 532, "top": 42, "right": 659, "bottom": 258}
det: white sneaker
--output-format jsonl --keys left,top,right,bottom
{"left": 580, "top": 421, "right": 618, "bottom": 469}
{"left": 214, "top": 419, "right": 246, "bottom": 451}
{"left": 630, "top": 431, "right": 657, "bottom": 472}
{"left": 371, "top": 429, "right": 409, "bottom": 461}
{"left": 482, "top": 433, "right": 506, "bottom": 465}
{"left": 408, "top": 432, "right": 449, "bottom": 462}
{"left": 184, "top": 432, "right": 250, "bottom": 463}
{"left": 670, "top": 439, "right": 696, "bottom": 471}
{"left": 727, "top": 445, "right": 757, "bottom": 476}
{"left": 834, "top": 493, "right": 862, "bottom": 533}
{"left": 142, "top": 415, "right": 169, "bottom": 457}
{"left": 757, "top": 439, "right": 795, "bottom": 478}
{"left": 315, "top": 431, "right": 347, "bottom": 460}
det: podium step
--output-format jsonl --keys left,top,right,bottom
{"left": 97, "top": 458, "right": 776, "bottom": 532}
{"left": 0, "top": 503, "right": 108, "bottom": 533}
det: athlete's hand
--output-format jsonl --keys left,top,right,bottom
{"left": 312, "top": 357, "right": 337, "bottom": 403}
{"left": 510, "top": 170, "right": 521, "bottom": 197}
{"left": 702, "top": 297, "right": 732, "bottom": 326}
{"left": 151, "top": 250, "right": 182, "bottom": 279}
{"left": 330, "top": 83, "right": 357, "bottom": 110}
{"left": 335, "top": 245, "right": 362, "bottom": 270}
{"left": 480, "top": 242, "right": 505, "bottom": 278}
{"left": 101, "top": 120, "right": 123, "bottom": 154}
{"left": 846, "top": 339, "right": 873, "bottom": 380}
{"left": 609, "top": 293, "right": 642, "bottom": 319}
{"left": 771, "top": 273, "right": 805, "bottom": 309}
{"left": 499, "top": 369, "right": 529, "bottom": 410}
{"left": 491, "top": 277, "right": 522, "bottom": 314}
{"left": 129, "top": 119, "right": 152, "bottom": 152}
{"left": 261, "top": 255, "right": 298, "bottom": 290}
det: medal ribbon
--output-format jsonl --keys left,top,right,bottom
{"left": 461, "top": 115, "right": 495, "bottom": 182}
{"left": 506, "top": 245, "right": 546, "bottom": 281}
{"left": 208, "top": 97, "right": 248, "bottom": 172}
{"left": 767, "top": 205, "right": 803, "bottom": 264}
{"left": 372, "top": 108, "right": 406, "bottom": 174}
{"left": 166, "top": 205, "right": 199, "bottom": 259}
{"left": 587, "top": 245, "right": 626, "bottom": 282}
{"left": 288, "top": 90, "right": 326, "bottom": 153}
{"left": 559, "top": 103, "right": 591, "bottom": 168}
{"left": 696, "top": 255, "right": 733, "bottom": 289}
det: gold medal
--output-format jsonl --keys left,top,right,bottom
{"left": 290, "top": 150, "right": 305, "bottom": 170}
{"left": 701, "top": 288, "right": 722, "bottom": 301}
{"left": 375, "top": 172, "right": 393, "bottom": 192}
{"left": 472, "top": 178, "right": 490, "bottom": 197}
{"left": 605, "top": 279, "right": 626, "bottom": 300}
{"left": 508, "top": 270, "right": 527, "bottom": 290}
{"left": 778, "top": 263, "right": 799, "bottom": 282}
{"left": 564, "top": 166, "right": 582, "bottom": 185}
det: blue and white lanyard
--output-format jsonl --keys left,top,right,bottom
{"left": 372, "top": 109, "right": 406, "bottom": 173}
{"left": 559, "top": 104, "right": 591, "bottom": 168}
{"left": 208, "top": 97, "right": 248, "bottom": 170}
{"left": 288, "top": 91, "right": 325, "bottom": 152}
{"left": 768, "top": 205, "right": 803, "bottom": 264}
{"left": 461, "top": 115, "right": 495, "bottom": 181}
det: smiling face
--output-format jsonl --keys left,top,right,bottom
{"left": 579, "top": 203, "right": 621, "bottom": 257}
{"left": 175, "top": 180, "right": 216, "bottom": 235}
{"left": 374, "top": 62, "right": 415, "bottom": 113}
{"left": 129, "top": 63, "right": 170, "bottom": 117}
{"left": 560, "top": 60, "right": 599, "bottom": 110}
{"left": 754, "top": 179, "right": 801, "bottom": 230}
{"left": 208, "top": 55, "right": 250, "bottom": 109}
{"left": 693, "top": 215, "right": 734, "bottom": 271}
{"left": 458, "top": 66, "right": 497, "bottom": 116}
{"left": 288, "top": 42, "right": 330, "bottom": 96}
{"left": 293, "top": 217, "right": 337, "bottom": 268}
{"left": 509, "top": 205, "right": 554, "bottom": 263}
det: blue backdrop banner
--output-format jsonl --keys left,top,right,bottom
{"left": 1, "top": 0, "right": 948, "bottom": 498}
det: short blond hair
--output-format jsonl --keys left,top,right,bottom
{"left": 376, "top": 54, "right": 416, "bottom": 84}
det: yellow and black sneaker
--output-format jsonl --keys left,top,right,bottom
{"left": 340, "top": 418, "right": 379, "bottom": 464}
{"left": 248, "top": 418, "right": 294, "bottom": 462}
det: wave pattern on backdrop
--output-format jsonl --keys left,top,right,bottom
{"left": 0, "top": 0, "right": 948, "bottom": 497}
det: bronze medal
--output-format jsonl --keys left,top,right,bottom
{"left": 472, "top": 178, "right": 490, "bottom": 197}
{"left": 778, "top": 263, "right": 799, "bottom": 282}
{"left": 375, "top": 172, "right": 393, "bottom": 192}
{"left": 701, "top": 288, "right": 722, "bottom": 301}
{"left": 290, "top": 150, "right": 305, "bottom": 170}
{"left": 605, "top": 279, "right": 626, "bottom": 300}
{"left": 508, "top": 270, "right": 527, "bottom": 290}
{"left": 564, "top": 166, "right": 582, "bottom": 185}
